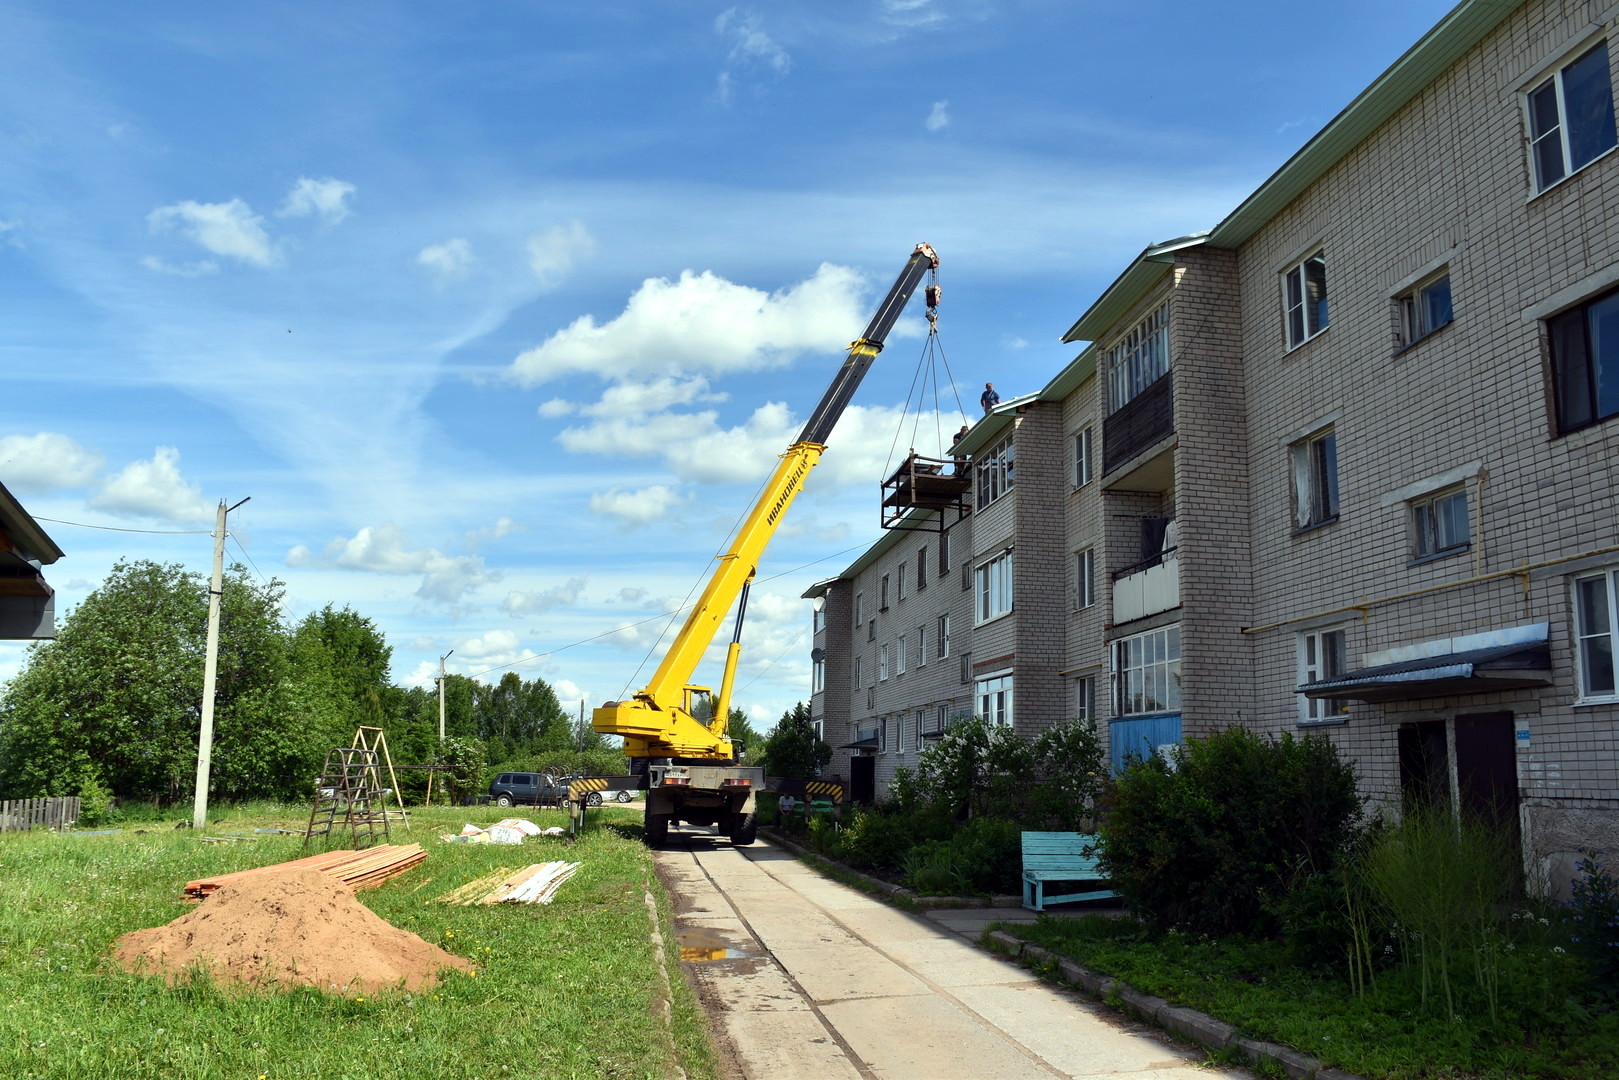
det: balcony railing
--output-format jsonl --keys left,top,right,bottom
{"left": 1113, "top": 549, "right": 1179, "bottom": 623}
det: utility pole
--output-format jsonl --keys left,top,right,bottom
{"left": 192, "top": 496, "right": 249, "bottom": 831}
{"left": 438, "top": 649, "right": 454, "bottom": 739}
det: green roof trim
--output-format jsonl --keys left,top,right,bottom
{"left": 1061, "top": 232, "right": 1208, "bottom": 344}
{"left": 1208, "top": 0, "right": 1522, "bottom": 248}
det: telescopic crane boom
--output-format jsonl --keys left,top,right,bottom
{"left": 594, "top": 243, "right": 940, "bottom": 764}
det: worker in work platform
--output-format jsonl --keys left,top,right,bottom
{"left": 981, "top": 382, "right": 1000, "bottom": 413}
{"left": 952, "top": 423, "right": 970, "bottom": 474}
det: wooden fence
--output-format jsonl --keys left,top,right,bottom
{"left": 0, "top": 797, "right": 81, "bottom": 833}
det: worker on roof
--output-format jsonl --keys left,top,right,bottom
{"left": 980, "top": 382, "right": 1000, "bottom": 414}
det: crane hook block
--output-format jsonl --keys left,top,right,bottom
{"left": 925, "top": 284, "right": 942, "bottom": 310}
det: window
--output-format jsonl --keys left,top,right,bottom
{"left": 935, "top": 705, "right": 949, "bottom": 734}
{"left": 959, "top": 650, "right": 971, "bottom": 684}
{"left": 866, "top": 685, "right": 874, "bottom": 709}
{"left": 867, "top": 620, "right": 876, "bottom": 642}
{"left": 1398, "top": 272, "right": 1453, "bottom": 347}
{"left": 976, "top": 551, "right": 1014, "bottom": 623}
{"left": 1412, "top": 485, "right": 1470, "bottom": 558}
{"left": 853, "top": 656, "right": 862, "bottom": 688}
{"left": 1075, "top": 548, "right": 1095, "bottom": 609}
{"left": 939, "top": 532, "right": 950, "bottom": 574}
{"left": 812, "top": 657, "right": 825, "bottom": 694}
{"left": 880, "top": 574, "right": 890, "bottom": 610}
{"left": 1073, "top": 426, "right": 1094, "bottom": 486}
{"left": 975, "top": 434, "right": 1015, "bottom": 508}
{"left": 854, "top": 593, "right": 864, "bottom": 626}
{"left": 976, "top": 672, "right": 1014, "bottom": 726}
{"left": 1290, "top": 427, "right": 1339, "bottom": 529}
{"left": 1114, "top": 625, "right": 1181, "bottom": 716}
{"left": 1107, "top": 302, "right": 1171, "bottom": 412}
{"left": 915, "top": 709, "right": 927, "bottom": 745}
{"left": 879, "top": 716, "right": 888, "bottom": 753}
{"left": 895, "top": 711, "right": 906, "bottom": 753}
{"left": 1298, "top": 628, "right": 1350, "bottom": 723}
{"left": 1574, "top": 568, "right": 1618, "bottom": 700}
{"left": 917, "top": 625, "right": 927, "bottom": 667}
{"left": 937, "top": 614, "right": 950, "bottom": 659}
{"left": 879, "top": 644, "right": 890, "bottom": 681}
{"left": 1283, "top": 250, "right": 1329, "bottom": 349}
{"left": 812, "top": 606, "right": 825, "bottom": 634}
{"left": 1547, "top": 286, "right": 1619, "bottom": 434}
{"left": 917, "top": 550, "right": 927, "bottom": 590}
{"left": 896, "top": 635, "right": 907, "bottom": 675}
{"left": 1074, "top": 675, "right": 1095, "bottom": 721}
{"left": 897, "top": 562, "right": 908, "bottom": 601}
{"left": 1527, "top": 42, "right": 1617, "bottom": 192}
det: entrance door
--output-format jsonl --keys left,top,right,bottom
{"left": 1455, "top": 711, "right": 1519, "bottom": 838}
{"left": 850, "top": 756, "right": 875, "bottom": 805}
{"left": 1398, "top": 720, "right": 1449, "bottom": 815}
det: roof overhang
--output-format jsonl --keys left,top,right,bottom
{"left": 837, "top": 736, "right": 879, "bottom": 752}
{"left": 1208, "top": 0, "right": 1522, "bottom": 249}
{"left": 1299, "top": 638, "right": 1552, "bottom": 703}
{"left": 0, "top": 481, "right": 63, "bottom": 640}
{"left": 1061, "top": 232, "right": 1210, "bottom": 345}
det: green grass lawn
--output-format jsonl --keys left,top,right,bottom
{"left": 0, "top": 803, "right": 719, "bottom": 1080}
{"left": 1007, "top": 913, "right": 1619, "bottom": 1080}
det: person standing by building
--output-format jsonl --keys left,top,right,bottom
{"left": 980, "top": 382, "right": 1000, "bottom": 413}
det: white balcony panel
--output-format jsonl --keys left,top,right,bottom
{"left": 1113, "top": 555, "right": 1180, "bottom": 623}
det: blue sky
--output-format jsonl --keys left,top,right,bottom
{"left": 1, "top": 0, "right": 1458, "bottom": 727}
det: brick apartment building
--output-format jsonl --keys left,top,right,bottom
{"left": 804, "top": 0, "right": 1619, "bottom": 889}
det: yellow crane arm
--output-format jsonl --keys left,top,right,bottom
{"left": 594, "top": 244, "right": 938, "bottom": 761}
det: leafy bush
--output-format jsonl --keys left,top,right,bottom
{"left": 911, "top": 715, "right": 1103, "bottom": 826}
{"left": 832, "top": 805, "right": 918, "bottom": 872}
{"left": 1566, "top": 850, "right": 1619, "bottom": 997}
{"left": 1098, "top": 726, "right": 1362, "bottom": 936}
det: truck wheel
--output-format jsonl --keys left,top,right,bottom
{"left": 586, "top": 792, "right": 602, "bottom": 807}
{"left": 728, "top": 811, "right": 758, "bottom": 847}
{"left": 644, "top": 813, "right": 670, "bottom": 848}
{"left": 496, "top": 794, "right": 513, "bottom": 808}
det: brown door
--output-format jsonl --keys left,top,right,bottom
{"left": 850, "top": 756, "right": 875, "bottom": 805}
{"left": 1454, "top": 712, "right": 1520, "bottom": 840}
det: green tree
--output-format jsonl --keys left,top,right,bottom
{"left": 757, "top": 701, "right": 830, "bottom": 779}
{"left": 724, "top": 707, "right": 764, "bottom": 763}
{"left": 473, "top": 672, "right": 570, "bottom": 754}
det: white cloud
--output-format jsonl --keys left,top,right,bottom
{"left": 140, "top": 256, "right": 219, "bottom": 277}
{"left": 588, "top": 484, "right": 684, "bottom": 527}
{"left": 417, "top": 237, "right": 474, "bottom": 283}
{"left": 1002, "top": 334, "right": 1028, "bottom": 349}
{"left": 537, "top": 398, "right": 574, "bottom": 419}
{"left": 926, "top": 100, "right": 950, "bottom": 131}
{"left": 502, "top": 575, "right": 588, "bottom": 616}
{"left": 579, "top": 376, "right": 724, "bottom": 417}
{"left": 456, "top": 629, "right": 522, "bottom": 659}
{"left": 509, "top": 263, "right": 865, "bottom": 386}
{"left": 293, "top": 521, "right": 493, "bottom": 605}
{"left": 881, "top": 0, "right": 947, "bottom": 29}
{"left": 714, "top": 8, "right": 791, "bottom": 104}
{"left": 278, "top": 176, "right": 356, "bottom": 224}
{"left": 147, "top": 198, "right": 275, "bottom": 267}
{"left": 0, "top": 432, "right": 105, "bottom": 492}
{"left": 552, "top": 679, "right": 588, "bottom": 707}
{"left": 88, "top": 446, "right": 213, "bottom": 523}
{"left": 527, "top": 219, "right": 596, "bottom": 290}
{"left": 0, "top": 220, "right": 22, "bottom": 250}
{"left": 465, "top": 516, "right": 522, "bottom": 552}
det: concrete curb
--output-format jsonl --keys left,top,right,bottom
{"left": 761, "top": 827, "right": 1367, "bottom": 1080}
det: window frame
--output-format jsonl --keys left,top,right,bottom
{"left": 1396, "top": 271, "right": 1453, "bottom": 349}
{"left": 1297, "top": 627, "right": 1351, "bottom": 725}
{"left": 917, "top": 625, "right": 927, "bottom": 667}
{"left": 1573, "top": 567, "right": 1619, "bottom": 703}
{"left": 917, "top": 548, "right": 927, "bottom": 590}
{"left": 879, "top": 643, "right": 890, "bottom": 682}
{"left": 812, "top": 606, "right": 825, "bottom": 634}
{"left": 880, "top": 574, "right": 890, "bottom": 611}
{"left": 1074, "top": 675, "right": 1095, "bottom": 721}
{"left": 1106, "top": 302, "right": 1171, "bottom": 413}
{"left": 975, "top": 550, "right": 1014, "bottom": 624}
{"left": 897, "top": 562, "right": 908, "bottom": 601}
{"left": 1113, "top": 624, "right": 1182, "bottom": 717}
{"left": 1282, "top": 249, "right": 1330, "bottom": 350}
{"left": 1289, "top": 426, "right": 1340, "bottom": 531}
{"left": 1075, "top": 547, "right": 1095, "bottom": 610}
{"left": 853, "top": 656, "right": 862, "bottom": 689}
{"left": 975, "top": 434, "right": 1016, "bottom": 510}
{"left": 937, "top": 613, "right": 951, "bottom": 659}
{"left": 1073, "top": 425, "right": 1094, "bottom": 487}
{"left": 976, "top": 671, "right": 1014, "bottom": 727}
{"left": 812, "top": 656, "right": 825, "bottom": 694}
{"left": 896, "top": 635, "right": 907, "bottom": 675}
{"left": 1411, "top": 485, "right": 1471, "bottom": 560}
{"left": 1547, "top": 284, "right": 1619, "bottom": 435}
{"left": 1525, "top": 40, "right": 1618, "bottom": 194}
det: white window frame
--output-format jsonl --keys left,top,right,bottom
{"left": 1074, "top": 675, "right": 1095, "bottom": 721}
{"left": 896, "top": 635, "right": 907, "bottom": 675}
{"left": 975, "top": 551, "right": 1014, "bottom": 624}
{"left": 812, "top": 606, "right": 824, "bottom": 634}
{"left": 976, "top": 671, "right": 1014, "bottom": 727}
{"left": 1075, "top": 547, "right": 1095, "bottom": 610}
{"left": 1282, "top": 250, "right": 1329, "bottom": 350}
{"left": 1574, "top": 567, "right": 1619, "bottom": 702}
{"left": 975, "top": 434, "right": 1015, "bottom": 509}
{"left": 879, "top": 644, "right": 890, "bottom": 681}
{"left": 1114, "top": 625, "right": 1181, "bottom": 717}
{"left": 1397, "top": 271, "right": 1453, "bottom": 348}
{"left": 917, "top": 625, "right": 927, "bottom": 667}
{"left": 1106, "top": 302, "right": 1170, "bottom": 412}
{"left": 1411, "top": 485, "right": 1470, "bottom": 559}
{"left": 937, "top": 613, "right": 951, "bottom": 659}
{"left": 1297, "top": 628, "right": 1351, "bottom": 724}
{"left": 1073, "top": 425, "right": 1094, "bottom": 487}
{"left": 853, "top": 656, "right": 862, "bottom": 689}
{"left": 879, "top": 716, "right": 888, "bottom": 753}
{"left": 935, "top": 705, "right": 949, "bottom": 734}
{"left": 1526, "top": 41, "right": 1617, "bottom": 194}
{"left": 1290, "top": 426, "right": 1339, "bottom": 530}
{"left": 898, "top": 562, "right": 908, "bottom": 601}
{"left": 812, "top": 657, "right": 825, "bottom": 694}
{"left": 854, "top": 592, "right": 864, "bottom": 627}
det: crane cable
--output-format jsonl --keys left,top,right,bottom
{"left": 880, "top": 265, "right": 969, "bottom": 483}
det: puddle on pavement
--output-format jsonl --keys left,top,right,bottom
{"left": 677, "top": 928, "right": 757, "bottom": 962}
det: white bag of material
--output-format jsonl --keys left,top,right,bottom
{"left": 486, "top": 825, "right": 525, "bottom": 845}
{"left": 493, "top": 817, "right": 544, "bottom": 836}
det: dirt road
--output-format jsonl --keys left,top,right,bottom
{"left": 658, "top": 831, "right": 1248, "bottom": 1080}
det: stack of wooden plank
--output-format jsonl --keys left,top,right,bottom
{"left": 183, "top": 843, "right": 426, "bottom": 901}
{"left": 437, "top": 862, "right": 580, "bottom": 905}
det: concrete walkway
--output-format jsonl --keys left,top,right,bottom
{"left": 658, "top": 831, "right": 1249, "bottom": 1080}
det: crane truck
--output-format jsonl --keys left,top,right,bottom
{"left": 593, "top": 243, "right": 941, "bottom": 847}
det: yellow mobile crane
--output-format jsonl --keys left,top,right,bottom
{"left": 594, "top": 243, "right": 939, "bottom": 847}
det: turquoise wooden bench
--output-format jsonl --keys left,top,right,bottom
{"left": 1020, "top": 831, "right": 1116, "bottom": 912}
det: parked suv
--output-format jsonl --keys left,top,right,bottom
{"left": 487, "top": 771, "right": 566, "bottom": 807}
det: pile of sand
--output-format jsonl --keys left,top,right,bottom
{"left": 113, "top": 868, "right": 473, "bottom": 993}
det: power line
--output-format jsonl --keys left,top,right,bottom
{"left": 33, "top": 515, "right": 209, "bottom": 535}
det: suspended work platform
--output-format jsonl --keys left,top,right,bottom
{"left": 881, "top": 452, "right": 971, "bottom": 532}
